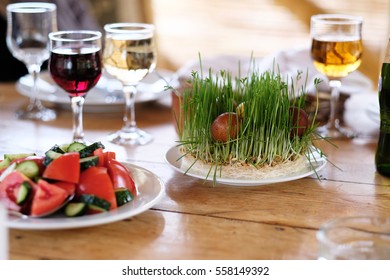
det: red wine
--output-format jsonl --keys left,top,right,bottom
{"left": 49, "top": 46, "right": 102, "bottom": 97}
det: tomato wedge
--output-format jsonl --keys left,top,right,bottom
{"left": 42, "top": 152, "right": 80, "bottom": 183}
{"left": 103, "top": 151, "right": 116, "bottom": 167}
{"left": 0, "top": 170, "right": 37, "bottom": 212}
{"left": 107, "top": 159, "right": 136, "bottom": 196}
{"left": 77, "top": 166, "right": 117, "bottom": 209}
{"left": 30, "top": 179, "right": 68, "bottom": 217}
{"left": 93, "top": 147, "right": 105, "bottom": 167}
{"left": 54, "top": 181, "right": 76, "bottom": 196}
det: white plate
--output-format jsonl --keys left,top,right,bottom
{"left": 165, "top": 146, "right": 327, "bottom": 186}
{"left": 6, "top": 162, "right": 165, "bottom": 230}
{"left": 16, "top": 70, "right": 176, "bottom": 113}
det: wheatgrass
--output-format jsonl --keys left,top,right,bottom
{"left": 176, "top": 65, "right": 322, "bottom": 182}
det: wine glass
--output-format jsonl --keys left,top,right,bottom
{"left": 6, "top": 2, "right": 57, "bottom": 121}
{"left": 103, "top": 23, "right": 157, "bottom": 145}
{"left": 310, "top": 14, "right": 363, "bottom": 138}
{"left": 48, "top": 30, "right": 102, "bottom": 143}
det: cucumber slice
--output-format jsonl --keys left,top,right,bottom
{"left": 67, "top": 142, "right": 87, "bottom": 153}
{"left": 43, "top": 150, "right": 63, "bottom": 166}
{"left": 59, "top": 143, "right": 70, "bottom": 153}
{"left": 87, "top": 204, "right": 108, "bottom": 213}
{"left": 80, "top": 194, "right": 111, "bottom": 210}
{"left": 79, "top": 156, "right": 99, "bottom": 170}
{"left": 0, "top": 157, "right": 11, "bottom": 170}
{"left": 47, "top": 144, "right": 66, "bottom": 154}
{"left": 79, "top": 142, "right": 105, "bottom": 158}
{"left": 4, "top": 153, "right": 35, "bottom": 161}
{"left": 15, "top": 160, "right": 40, "bottom": 179}
{"left": 64, "top": 202, "right": 87, "bottom": 217}
{"left": 16, "top": 181, "right": 32, "bottom": 205}
{"left": 115, "top": 188, "right": 133, "bottom": 206}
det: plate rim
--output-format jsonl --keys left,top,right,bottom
{"left": 15, "top": 70, "right": 174, "bottom": 108}
{"left": 165, "top": 146, "right": 327, "bottom": 186}
{"left": 6, "top": 162, "right": 165, "bottom": 230}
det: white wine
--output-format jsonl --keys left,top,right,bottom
{"left": 102, "top": 23, "right": 156, "bottom": 145}
{"left": 103, "top": 37, "right": 156, "bottom": 85}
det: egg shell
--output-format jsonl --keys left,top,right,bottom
{"left": 289, "top": 106, "right": 309, "bottom": 138}
{"left": 211, "top": 112, "right": 240, "bottom": 142}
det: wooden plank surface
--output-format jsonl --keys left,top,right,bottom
{"left": 0, "top": 80, "right": 388, "bottom": 260}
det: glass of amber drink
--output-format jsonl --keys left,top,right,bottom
{"left": 310, "top": 14, "right": 363, "bottom": 138}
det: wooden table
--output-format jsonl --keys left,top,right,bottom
{"left": 1, "top": 80, "right": 389, "bottom": 260}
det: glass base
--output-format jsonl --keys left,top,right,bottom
{"left": 108, "top": 127, "right": 153, "bottom": 146}
{"left": 317, "top": 123, "right": 356, "bottom": 139}
{"left": 16, "top": 105, "right": 56, "bottom": 122}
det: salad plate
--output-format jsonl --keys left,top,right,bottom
{"left": 16, "top": 70, "right": 176, "bottom": 113}
{"left": 165, "top": 146, "right": 327, "bottom": 186}
{"left": 6, "top": 162, "right": 165, "bottom": 230}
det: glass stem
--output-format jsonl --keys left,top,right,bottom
{"left": 27, "top": 64, "right": 44, "bottom": 111}
{"left": 70, "top": 96, "right": 85, "bottom": 143}
{"left": 122, "top": 85, "right": 137, "bottom": 132}
{"left": 327, "top": 79, "right": 342, "bottom": 130}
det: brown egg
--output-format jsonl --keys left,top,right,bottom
{"left": 211, "top": 112, "right": 240, "bottom": 142}
{"left": 289, "top": 106, "right": 309, "bottom": 138}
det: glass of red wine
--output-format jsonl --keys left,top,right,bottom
{"left": 48, "top": 30, "right": 102, "bottom": 143}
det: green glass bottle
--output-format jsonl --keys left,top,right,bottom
{"left": 375, "top": 45, "right": 390, "bottom": 176}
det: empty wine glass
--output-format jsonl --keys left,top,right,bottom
{"left": 103, "top": 23, "right": 157, "bottom": 145}
{"left": 317, "top": 216, "right": 390, "bottom": 259}
{"left": 48, "top": 30, "right": 102, "bottom": 143}
{"left": 6, "top": 2, "right": 57, "bottom": 121}
{"left": 310, "top": 14, "right": 363, "bottom": 138}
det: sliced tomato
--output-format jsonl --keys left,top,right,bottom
{"left": 30, "top": 179, "right": 68, "bottom": 217}
{"left": 42, "top": 152, "right": 80, "bottom": 183}
{"left": 93, "top": 147, "right": 105, "bottom": 167}
{"left": 0, "top": 170, "right": 37, "bottom": 213}
{"left": 103, "top": 151, "right": 116, "bottom": 167}
{"left": 54, "top": 181, "right": 76, "bottom": 196}
{"left": 107, "top": 159, "right": 136, "bottom": 196}
{"left": 77, "top": 166, "right": 117, "bottom": 209}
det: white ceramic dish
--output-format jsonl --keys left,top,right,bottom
{"left": 6, "top": 162, "right": 165, "bottom": 230}
{"left": 16, "top": 70, "right": 176, "bottom": 113}
{"left": 165, "top": 146, "right": 327, "bottom": 186}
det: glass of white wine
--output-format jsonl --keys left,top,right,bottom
{"left": 310, "top": 14, "right": 363, "bottom": 138}
{"left": 103, "top": 23, "right": 157, "bottom": 145}
{"left": 6, "top": 2, "right": 57, "bottom": 121}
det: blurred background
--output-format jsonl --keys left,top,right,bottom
{"left": 87, "top": 0, "right": 389, "bottom": 85}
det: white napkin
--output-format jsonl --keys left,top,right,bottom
{"left": 344, "top": 91, "right": 379, "bottom": 137}
{"left": 175, "top": 47, "right": 373, "bottom": 95}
